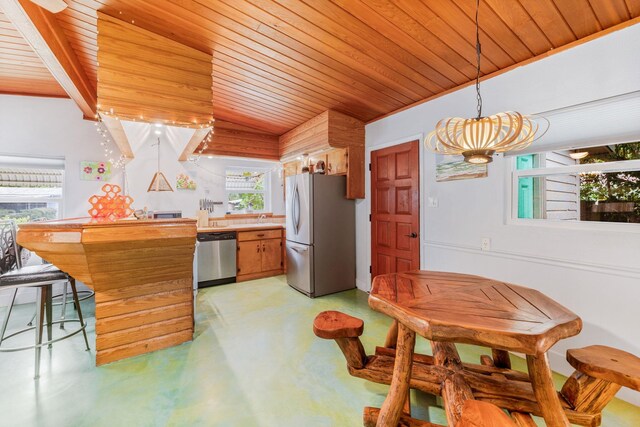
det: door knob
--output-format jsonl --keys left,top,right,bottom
{"left": 405, "top": 232, "right": 418, "bottom": 238}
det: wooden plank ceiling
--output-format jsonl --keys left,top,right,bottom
{"left": 97, "top": 12, "right": 213, "bottom": 126}
{"left": 0, "top": 8, "right": 66, "bottom": 97}
{"left": 2, "top": 0, "right": 640, "bottom": 136}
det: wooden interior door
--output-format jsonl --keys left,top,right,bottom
{"left": 371, "top": 140, "right": 420, "bottom": 279}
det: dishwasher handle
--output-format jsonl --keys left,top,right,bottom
{"left": 197, "top": 231, "right": 237, "bottom": 242}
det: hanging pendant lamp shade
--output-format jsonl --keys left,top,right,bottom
{"left": 147, "top": 137, "right": 174, "bottom": 192}
{"left": 427, "top": 111, "right": 541, "bottom": 164}
{"left": 425, "top": 0, "right": 548, "bottom": 164}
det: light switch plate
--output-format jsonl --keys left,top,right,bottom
{"left": 481, "top": 237, "right": 491, "bottom": 251}
{"left": 428, "top": 197, "right": 439, "bottom": 208}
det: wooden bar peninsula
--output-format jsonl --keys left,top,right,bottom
{"left": 17, "top": 218, "right": 197, "bottom": 366}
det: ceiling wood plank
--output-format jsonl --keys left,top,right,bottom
{"left": 257, "top": 0, "right": 446, "bottom": 95}
{"left": 516, "top": 0, "right": 578, "bottom": 46}
{"left": 588, "top": 0, "right": 631, "bottom": 27}
{"left": 2, "top": 0, "right": 640, "bottom": 134}
{"left": 97, "top": 12, "right": 213, "bottom": 126}
{"left": 138, "top": 0, "right": 413, "bottom": 108}
{"left": 551, "top": 0, "right": 603, "bottom": 38}
{"left": 484, "top": 0, "right": 554, "bottom": 55}
{"left": 203, "top": 120, "right": 280, "bottom": 161}
{"left": 0, "top": 0, "right": 96, "bottom": 117}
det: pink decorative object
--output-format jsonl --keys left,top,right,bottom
{"left": 88, "top": 184, "right": 134, "bottom": 221}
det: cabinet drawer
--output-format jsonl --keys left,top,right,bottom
{"left": 238, "top": 229, "right": 282, "bottom": 241}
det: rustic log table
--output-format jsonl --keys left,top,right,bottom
{"left": 369, "top": 270, "right": 582, "bottom": 427}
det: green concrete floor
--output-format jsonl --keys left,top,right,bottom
{"left": 0, "top": 276, "right": 638, "bottom": 426}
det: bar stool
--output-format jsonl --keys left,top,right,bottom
{"left": 0, "top": 220, "right": 90, "bottom": 379}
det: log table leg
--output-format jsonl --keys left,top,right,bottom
{"left": 527, "top": 353, "right": 571, "bottom": 427}
{"left": 376, "top": 322, "right": 416, "bottom": 427}
{"left": 432, "top": 341, "right": 474, "bottom": 425}
{"left": 384, "top": 320, "right": 398, "bottom": 349}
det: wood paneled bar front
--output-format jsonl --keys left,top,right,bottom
{"left": 17, "top": 218, "right": 197, "bottom": 366}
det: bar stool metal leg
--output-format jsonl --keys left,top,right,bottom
{"left": 46, "top": 285, "right": 53, "bottom": 349}
{"left": 0, "top": 288, "right": 18, "bottom": 346}
{"left": 34, "top": 285, "right": 47, "bottom": 379}
{"left": 69, "top": 279, "right": 90, "bottom": 351}
{"left": 59, "top": 281, "right": 68, "bottom": 329}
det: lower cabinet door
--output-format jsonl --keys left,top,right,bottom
{"left": 237, "top": 241, "right": 262, "bottom": 275}
{"left": 261, "top": 238, "right": 282, "bottom": 271}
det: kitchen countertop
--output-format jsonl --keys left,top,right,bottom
{"left": 197, "top": 223, "right": 284, "bottom": 233}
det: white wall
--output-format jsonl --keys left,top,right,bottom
{"left": 362, "top": 24, "right": 640, "bottom": 404}
{"left": 0, "top": 95, "right": 125, "bottom": 306}
{"left": 122, "top": 121, "right": 284, "bottom": 218}
{"left": 0, "top": 95, "right": 125, "bottom": 217}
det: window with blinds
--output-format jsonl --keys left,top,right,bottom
{"left": 0, "top": 156, "right": 64, "bottom": 223}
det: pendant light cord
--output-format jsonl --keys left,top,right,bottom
{"left": 475, "top": 0, "right": 483, "bottom": 120}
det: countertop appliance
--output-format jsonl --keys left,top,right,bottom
{"left": 286, "top": 174, "right": 355, "bottom": 298}
{"left": 152, "top": 210, "right": 182, "bottom": 219}
{"left": 197, "top": 231, "right": 237, "bottom": 288}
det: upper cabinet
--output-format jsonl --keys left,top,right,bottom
{"left": 280, "top": 110, "right": 365, "bottom": 199}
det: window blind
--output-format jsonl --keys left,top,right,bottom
{"left": 0, "top": 168, "right": 64, "bottom": 188}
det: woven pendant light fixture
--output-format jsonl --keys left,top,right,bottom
{"left": 147, "top": 137, "right": 173, "bottom": 192}
{"left": 425, "top": 0, "right": 548, "bottom": 164}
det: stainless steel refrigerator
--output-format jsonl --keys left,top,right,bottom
{"left": 286, "top": 173, "right": 355, "bottom": 297}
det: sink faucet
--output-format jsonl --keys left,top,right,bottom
{"left": 258, "top": 214, "right": 267, "bottom": 224}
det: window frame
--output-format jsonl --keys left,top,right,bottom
{"left": 506, "top": 154, "right": 640, "bottom": 233}
{"left": 0, "top": 165, "right": 65, "bottom": 223}
{"left": 224, "top": 167, "right": 271, "bottom": 214}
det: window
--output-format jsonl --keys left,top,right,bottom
{"left": 225, "top": 169, "right": 269, "bottom": 213}
{"left": 512, "top": 141, "right": 640, "bottom": 224}
{"left": 0, "top": 157, "right": 64, "bottom": 223}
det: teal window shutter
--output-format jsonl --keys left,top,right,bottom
{"left": 516, "top": 155, "right": 535, "bottom": 219}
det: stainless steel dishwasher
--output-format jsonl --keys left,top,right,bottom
{"left": 197, "top": 231, "right": 237, "bottom": 288}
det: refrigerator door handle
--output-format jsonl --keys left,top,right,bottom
{"left": 293, "top": 183, "right": 301, "bottom": 235}
{"left": 290, "top": 245, "right": 309, "bottom": 253}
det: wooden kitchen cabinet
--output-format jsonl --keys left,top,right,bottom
{"left": 327, "top": 148, "right": 347, "bottom": 175}
{"left": 237, "top": 241, "right": 262, "bottom": 275}
{"left": 279, "top": 110, "right": 365, "bottom": 200}
{"left": 261, "top": 239, "right": 282, "bottom": 271}
{"left": 236, "top": 228, "right": 284, "bottom": 282}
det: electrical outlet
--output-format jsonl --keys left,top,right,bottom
{"left": 481, "top": 237, "right": 491, "bottom": 251}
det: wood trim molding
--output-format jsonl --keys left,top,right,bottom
{"left": 179, "top": 128, "right": 211, "bottom": 161}
{"left": 100, "top": 114, "right": 134, "bottom": 159}
{"left": 424, "top": 240, "right": 640, "bottom": 280}
{"left": 0, "top": 0, "right": 97, "bottom": 118}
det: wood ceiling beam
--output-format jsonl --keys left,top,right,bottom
{"left": 100, "top": 114, "right": 133, "bottom": 159}
{"left": 179, "top": 128, "right": 211, "bottom": 161}
{"left": 0, "top": 0, "right": 96, "bottom": 118}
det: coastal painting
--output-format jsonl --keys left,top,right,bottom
{"left": 435, "top": 155, "right": 487, "bottom": 182}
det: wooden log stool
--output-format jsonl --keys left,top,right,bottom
{"left": 561, "top": 345, "right": 640, "bottom": 414}
{"left": 313, "top": 311, "right": 516, "bottom": 427}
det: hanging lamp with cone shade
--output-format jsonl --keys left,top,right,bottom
{"left": 425, "top": 0, "right": 549, "bottom": 164}
{"left": 147, "top": 137, "right": 173, "bottom": 192}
